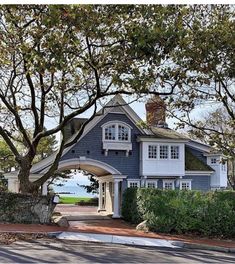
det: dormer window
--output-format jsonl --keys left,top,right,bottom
{"left": 102, "top": 121, "right": 132, "bottom": 156}
{"left": 103, "top": 122, "right": 131, "bottom": 142}
{"left": 104, "top": 124, "right": 116, "bottom": 140}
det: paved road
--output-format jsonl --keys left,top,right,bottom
{"left": 0, "top": 239, "right": 235, "bottom": 263}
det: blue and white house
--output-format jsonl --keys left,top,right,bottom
{"left": 5, "top": 95, "right": 228, "bottom": 218}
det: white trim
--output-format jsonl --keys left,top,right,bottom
{"left": 101, "top": 120, "right": 133, "bottom": 129}
{"left": 31, "top": 95, "right": 146, "bottom": 174}
{"left": 203, "top": 153, "right": 223, "bottom": 157}
{"left": 185, "top": 170, "right": 214, "bottom": 175}
{"left": 40, "top": 158, "right": 122, "bottom": 176}
{"left": 138, "top": 137, "right": 188, "bottom": 143}
{"left": 127, "top": 179, "right": 140, "bottom": 188}
{"left": 210, "top": 158, "right": 217, "bottom": 165}
{"left": 113, "top": 175, "right": 127, "bottom": 180}
{"left": 186, "top": 140, "right": 213, "bottom": 153}
{"left": 146, "top": 179, "right": 158, "bottom": 188}
{"left": 102, "top": 121, "right": 132, "bottom": 143}
{"left": 147, "top": 144, "right": 158, "bottom": 159}
{"left": 179, "top": 180, "right": 192, "bottom": 190}
{"left": 159, "top": 144, "right": 169, "bottom": 160}
{"left": 163, "top": 179, "right": 175, "bottom": 190}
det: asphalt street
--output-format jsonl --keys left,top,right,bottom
{"left": 0, "top": 239, "right": 235, "bottom": 263}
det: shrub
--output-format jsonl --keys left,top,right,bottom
{"left": 121, "top": 188, "right": 142, "bottom": 224}
{"left": 122, "top": 188, "right": 235, "bottom": 237}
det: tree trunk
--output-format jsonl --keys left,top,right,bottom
{"left": 18, "top": 166, "right": 40, "bottom": 194}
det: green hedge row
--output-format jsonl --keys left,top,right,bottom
{"left": 121, "top": 188, "right": 235, "bottom": 237}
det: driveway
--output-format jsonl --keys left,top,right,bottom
{"left": 0, "top": 239, "right": 235, "bottom": 263}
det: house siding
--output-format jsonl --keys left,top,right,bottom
{"left": 184, "top": 175, "right": 211, "bottom": 191}
{"left": 61, "top": 113, "right": 143, "bottom": 179}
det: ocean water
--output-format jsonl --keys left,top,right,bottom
{"left": 52, "top": 185, "right": 97, "bottom": 198}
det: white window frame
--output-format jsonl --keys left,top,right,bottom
{"left": 180, "top": 180, "right": 192, "bottom": 190}
{"left": 170, "top": 146, "right": 180, "bottom": 160}
{"left": 146, "top": 180, "right": 158, "bottom": 188}
{"left": 127, "top": 180, "right": 140, "bottom": 188}
{"left": 148, "top": 145, "right": 158, "bottom": 159}
{"left": 102, "top": 121, "right": 132, "bottom": 143}
{"left": 159, "top": 145, "right": 169, "bottom": 160}
{"left": 163, "top": 180, "right": 175, "bottom": 190}
{"left": 211, "top": 158, "right": 217, "bottom": 164}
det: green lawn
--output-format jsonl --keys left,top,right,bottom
{"left": 59, "top": 196, "right": 94, "bottom": 204}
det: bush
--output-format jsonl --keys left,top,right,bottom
{"left": 122, "top": 188, "right": 235, "bottom": 237}
{"left": 121, "top": 188, "right": 143, "bottom": 224}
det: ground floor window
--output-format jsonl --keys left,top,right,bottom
{"left": 146, "top": 180, "right": 158, "bottom": 188}
{"left": 180, "top": 181, "right": 192, "bottom": 190}
{"left": 163, "top": 180, "right": 175, "bottom": 190}
{"left": 128, "top": 180, "right": 140, "bottom": 188}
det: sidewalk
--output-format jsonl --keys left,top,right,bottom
{"left": 1, "top": 219, "right": 235, "bottom": 253}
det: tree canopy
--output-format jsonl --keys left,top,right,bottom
{"left": 0, "top": 5, "right": 187, "bottom": 193}
{"left": 0, "top": 4, "right": 233, "bottom": 193}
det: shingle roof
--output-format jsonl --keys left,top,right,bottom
{"left": 185, "top": 147, "right": 214, "bottom": 171}
{"left": 141, "top": 126, "right": 189, "bottom": 140}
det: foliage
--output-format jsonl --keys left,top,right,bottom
{"left": 78, "top": 174, "right": 99, "bottom": 194}
{"left": 186, "top": 109, "right": 235, "bottom": 189}
{"left": 166, "top": 5, "right": 234, "bottom": 189}
{"left": 0, "top": 140, "right": 16, "bottom": 172}
{"left": 122, "top": 188, "right": 235, "bottom": 237}
{"left": 0, "top": 173, "right": 7, "bottom": 192}
{"left": 121, "top": 188, "right": 143, "bottom": 224}
{"left": 0, "top": 5, "right": 187, "bottom": 193}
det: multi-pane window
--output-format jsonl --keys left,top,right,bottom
{"left": 148, "top": 145, "right": 157, "bottom": 159}
{"left": 180, "top": 181, "right": 191, "bottom": 190}
{"left": 147, "top": 182, "right": 156, "bottom": 188}
{"left": 163, "top": 181, "right": 174, "bottom": 190}
{"left": 118, "top": 125, "right": 129, "bottom": 141}
{"left": 103, "top": 123, "right": 131, "bottom": 142}
{"left": 211, "top": 158, "right": 217, "bottom": 164}
{"left": 171, "top": 146, "right": 179, "bottom": 159}
{"left": 129, "top": 181, "right": 139, "bottom": 188}
{"left": 104, "top": 125, "right": 116, "bottom": 140}
{"left": 160, "top": 145, "right": 168, "bottom": 159}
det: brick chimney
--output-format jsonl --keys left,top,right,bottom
{"left": 145, "top": 95, "right": 167, "bottom": 127}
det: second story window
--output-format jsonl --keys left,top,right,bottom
{"left": 171, "top": 146, "right": 179, "bottom": 159}
{"left": 104, "top": 124, "right": 116, "bottom": 140}
{"left": 160, "top": 145, "right": 168, "bottom": 159}
{"left": 148, "top": 145, "right": 157, "bottom": 159}
{"left": 118, "top": 125, "right": 129, "bottom": 141}
{"left": 102, "top": 121, "right": 132, "bottom": 156}
{"left": 102, "top": 121, "right": 131, "bottom": 142}
{"left": 211, "top": 158, "right": 217, "bottom": 164}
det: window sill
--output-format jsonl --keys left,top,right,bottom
{"left": 103, "top": 141, "right": 132, "bottom": 156}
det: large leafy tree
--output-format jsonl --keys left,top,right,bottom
{"left": 166, "top": 6, "right": 234, "bottom": 165}
{"left": 185, "top": 109, "right": 235, "bottom": 189}
{"left": 0, "top": 5, "right": 185, "bottom": 193}
{"left": 165, "top": 5, "right": 234, "bottom": 188}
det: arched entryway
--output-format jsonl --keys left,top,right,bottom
{"left": 5, "top": 158, "right": 126, "bottom": 218}
{"left": 55, "top": 158, "right": 126, "bottom": 218}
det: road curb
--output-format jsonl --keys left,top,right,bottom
{"left": 172, "top": 241, "right": 235, "bottom": 253}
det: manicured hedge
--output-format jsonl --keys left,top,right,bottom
{"left": 121, "top": 188, "right": 235, "bottom": 237}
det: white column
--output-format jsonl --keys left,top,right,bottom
{"left": 42, "top": 182, "right": 48, "bottom": 195}
{"left": 8, "top": 179, "right": 17, "bottom": 193}
{"left": 98, "top": 180, "right": 103, "bottom": 212}
{"left": 112, "top": 179, "right": 121, "bottom": 218}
